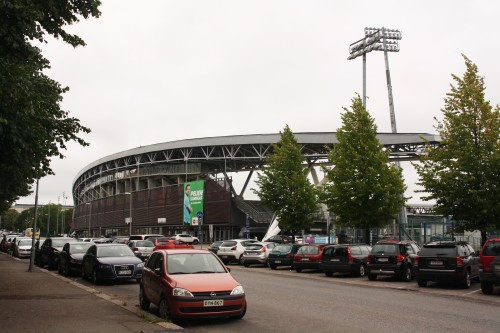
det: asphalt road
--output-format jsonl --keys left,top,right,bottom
{"left": 62, "top": 263, "right": 500, "bottom": 333}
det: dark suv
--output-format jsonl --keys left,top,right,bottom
{"left": 367, "top": 240, "right": 420, "bottom": 281}
{"left": 478, "top": 237, "right": 500, "bottom": 295}
{"left": 414, "top": 241, "right": 479, "bottom": 288}
{"left": 320, "top": 244, "right": 372, "bottom": 277}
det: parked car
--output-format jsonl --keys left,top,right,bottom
{"left": 129, "top": 234, "right": 164, "bottom": 241}
{"left": 139, "top": 249, "right": 246, "bottom": 322}
{"left": 153, "top": 238, "right": 194, "bottom": 251}
{"left": 241, "top": 242, "right": 277, "bottom": 267}
{"left": 217, "top": 239, "right": 259, "bottom": 264}
{"left": 293, "top": 244, "right": 327, "bottom": 273}
{"left": 128, "top": 240, "right": 155, "bottom": 261}
{"left": 367, "top": 240, "right": 421, "bottom": 281}
{"left": 111, "top": 236, "right": 129, "bottom": 244}
{"left": 36, "top": 237, "right": 74, "bottom": 270}
{"left": 478, "top": 237, "right": 500, "bottom": 294}
{"left": 81, "top": 243, "right": 144, "bottom": 284}
{"left": 267, "top": 244, "right": 302, "bottom": 269}
{"left": 414, "top": 241, "right": 479, "bottom": 288}
{"left": 173, "top": 234, "right": 200, "bottom": 245}
{"left": 265, "top": 235, "right": 292, "bottom": 244}
{"left": 207, "top": 241, "right": 223, "bottom": 254}
{"left": 14, "top": 238, "right": 33, "bottom": 258}
{"left": 320, "top": 244, "right": 372, "bottom": 277}
{"left": 58, "top": 242, "right": 93, "bottom": 276}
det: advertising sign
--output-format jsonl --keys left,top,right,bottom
{"left": 183, "top": 180, "right": 204, "bottom": 226}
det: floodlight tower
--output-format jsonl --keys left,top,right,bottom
{"left": 348, "top": 27, "right": 402, "bottom": 133}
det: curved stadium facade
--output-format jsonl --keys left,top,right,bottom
{"left": 72, "top": 132, "right": 440, "bottom": 242}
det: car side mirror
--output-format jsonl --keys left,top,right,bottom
{"left": 154, "top": 268, "right": 163, "bottom": 276}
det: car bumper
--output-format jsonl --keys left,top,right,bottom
{"left": 241, "top": 256, "right": 267, "bottom": 265}
{"left": 367, "top": 264, "right": 404, "bottom": 276}
{"left": 268, "top": 258, "right": 293, "bottom": 267}
{"left": 96, "top": 266, "right": 143, "bottom": 281}
{"left": 218, "top": 254, "right": 239, "bottom": 262}
{"left": 169, "top": 294, "right": 246, "bottom": 318}
{"left": 415, "top": 267, "right": 467, "bottom": 282}
{"left": 294, "top": 262, "right": 321, "bottom": 270}
{"left": 479, "top": 271, "right": 500, "bottom": 284}
{"left": 320, "top": 263, "right": 355, "bottom": 274}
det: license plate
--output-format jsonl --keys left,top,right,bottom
{"left": 331, "top": 258, "right": 340, "bottom": 262}
{"left": 301, "top": 258, "right": 309, "bottom": 261}
{"left": 275, "top": 260, "right": 281, "bottom": 263}
{"left": 204, "top": 299, "right": 223, "bottom": 307}
{"left": 378, "top": 258, "right": 388, "bottom": 262}
{"left": 430, "top": 261, "right": 443, "bottom": 265}
{"left": 118, "top": 270, "right": 132, "bottom": 275}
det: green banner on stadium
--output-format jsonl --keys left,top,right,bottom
{"left": 183, "top": 180, "right": 205, "bottom": 226}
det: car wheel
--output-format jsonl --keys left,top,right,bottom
{"left": 139, "top": 286, "right": 150, "bottom": 310}
{"left": 159, "top": 296, "right": 172, "bottom": 320}
{"left": 269, "top": 264, "right": 276, "bottom": 270}
{"left": 368, "top": 273, "right": 377, "bottom": 281}
{"left": 193, "top": 239, "right": 199, "bottom": 245}
{"left": 325, "top": 271, "right": 333, "bottom": 277}
{"left": 81, "top": 266, "right": 87, "bottom": 280}
{"left": 358, "top": 264, "right": 366, "bottom": 277}
{"left": 295, "top": 268, "right": 302, "bottom": 273}
{"left": 65, "top": 263, "right": 71, "bottom": 276}
{"left": 238, "top": 255, "right": 243, "bottom": 265}
{"left": 401, "top": 266, "right": 412, "bottom": 282}
{"left": 417, "top": 279, "right": 427, "bottom": 287}
{"left": 92, "top": 269, "right": 100, "bottom": 285}
{"left": 243, "top": 262, "right": 250, "bottom": 267}
{"left": 481, "top": 281, "right": 494, "bottom": 295}
{"left": 58, "top": 263, "right": 63, "bottom": 274}
{"left": 231, "top": 301, "right": 247, "bottom": 320}
{"left": 462, "top": 270, "right": 471, "bottom": 289}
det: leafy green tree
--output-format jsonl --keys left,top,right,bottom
{"left": 0, "top": 209, "right": 20, "bottom": 231}
{"left": 253, "top": 125, "right": 318, "bottom": 239}
{"left": 415, "top": 55, "right": 500, "bottom": 245}
{"left": 0, "top": 1, "right": 101, "bottom": 212}
{"left": 321, "top": 95, "right": 407, "bottom": 244}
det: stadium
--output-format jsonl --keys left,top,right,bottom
{"left": 71, "top": 132, "right": 441, "bottom": 242}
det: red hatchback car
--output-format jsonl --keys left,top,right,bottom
{"left": 479, "top": 237, "right": 500, "bottom": 294}
{"left": 293, "top": 244, "right": 327, "bottom": 273}
{"left": 153, "top": 238, "right": 194, "bottom": 251}
{"left": 139, "top": 249, "right": 246, "bottom": 322}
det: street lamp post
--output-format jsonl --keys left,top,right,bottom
{"left": 86, "top": 202, "right": 91, "bottom": 237}
{"left": 125, "top": 192, "right": 132, "bottom": 236}
{"left": 46, "top": 202, "right": 51, "bottom": 237}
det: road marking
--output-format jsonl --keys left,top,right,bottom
{"left": 465, "top": 289, "right": 481, "bottom": 295}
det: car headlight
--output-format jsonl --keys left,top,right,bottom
{"left": 230, "top": 285, "right": 245, "bottom": 295}
{"left": 173, "top": 288, "right": 194, "bottom": 297}
{"left": 137, "top": 262, "right": 144, "bottom": 268}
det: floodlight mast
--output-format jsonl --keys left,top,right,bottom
{"left": 348, "top": 27, "right": 402, "bottom": 133}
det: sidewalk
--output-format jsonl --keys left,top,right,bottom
{"left": 0, "top": 252, "right": 186, "bottom": 333}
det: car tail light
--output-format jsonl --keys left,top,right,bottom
{"left": 230, "top": 246, "right": 237, "bottom": 251}
{"left": 396, "top": 254, "right": 405, "bottom": 263}
{"left": 133, "top": 247, "right": 139, "bottom": 252}
{"left": 347, "top": 248, "right": 353, "bottom": 264}
{"left": 478, "top": 257, "right": 484, "bottom": 270}
{"left": 367, "top": 254, "right": 371, "bottom": 263}
{"left": 287, "top": 253, "right": 293, "bottom": 258}
{"left": 260, "top": 247, "right": 267, "bottom": 252}
{"left": 414, "top": 256, "right": 419, "bottom": 266}
{"left": 456, "top": 256, "right": 464, "bottom": 267}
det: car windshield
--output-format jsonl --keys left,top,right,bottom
{"left": 97, "top": 245, "right": 134, "bottom": 258}
{"left": 18, "top": 240, "right": 32, "bottom": 246}
{"left": 70, "top": 243, "right": 92, "bottom": 254}
{"left": 483, "top": 242, "right": 500, "bottom": 256}
{"left": 167, "top": 253, "right": 226, "bottom": 274}
{"left": 372, "top": 244, "right": 399, "bottom": 254}
{"left": 299, "top": 246, "right": 319, "bottom": 255}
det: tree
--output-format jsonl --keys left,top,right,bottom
{"left": 0, "top": 1, "right": 101, "bottom": 212}
{"left": 0, "top": 209, "right": 20, "bottom": 231}
{"left": 414, "top": 55, "right": 500, "bottom": 245}
{"left": 253, "top": 125, "right": 318, "bottom": 238}
{"left": 321, "top": 95, "right": 407, "bottom": 244}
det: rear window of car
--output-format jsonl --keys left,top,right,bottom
{"left": 483, "top": 241, "right": 500, "bottom": 256}
{"left": 136, "top": 241, "right": 154, "bottom": 247}
{"left": 220, "top": 241, "right": 237, "bottom": 247}
{"left": 299, "top": 246, "right": 320, "bottom": 255}
{"left": 129, "top": 236, "right": 143, "bottom": 240}
{"left": 273, "top": 245, "right": 292, "bottom": 252}
{"left": 372, "top": 243, "right": 399, "bottom": 254}
{"left": 420, "top": 246, "right": 456, "bottom": 256}
{"left": 324, "top": 246, "right": 347, "bottom": 256}
{"left": 245, "top": 244, "right": 263, "bottom": 250}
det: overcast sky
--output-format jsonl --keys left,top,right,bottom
{"left": 16, "top": 0, "right": 500, "bottom": 206}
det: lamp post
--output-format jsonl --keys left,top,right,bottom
{"left": 46, "top": 202, "right": 51, "bottom": 237}
{"left": 125, "top": 192, "right": 132, "bottom": 236}
{"left": 86, "top": 202, "right": 91, "bottom": 237}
